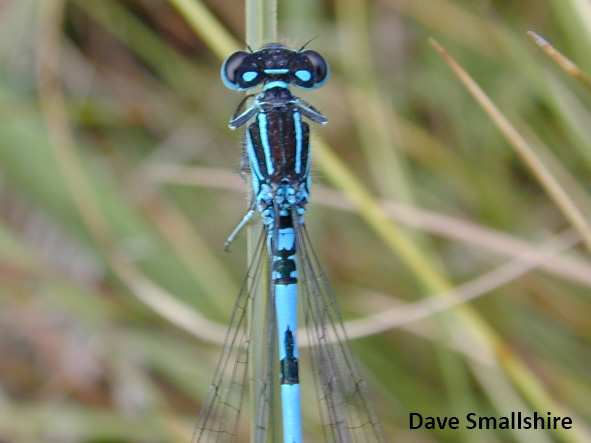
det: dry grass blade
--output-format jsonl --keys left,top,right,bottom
{"left": 145, "top": 164, "right": 591, "bottom": 287}
{"left": 430, "top": 38, "right": 591, "bottom": 258}
{"left": 527, "top": 31, "right": 591, "bottom": 89}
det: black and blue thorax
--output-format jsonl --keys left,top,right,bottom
{"left": 221, "top": 44, "right": 329, "bottom": 227}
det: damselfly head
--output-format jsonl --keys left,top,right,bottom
{"left": 221, "top": 44, "right": 329, "bottom": 91}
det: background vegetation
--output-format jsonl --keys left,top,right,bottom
{"left": 1, "top": 0, "right": 590, "bottom": 441}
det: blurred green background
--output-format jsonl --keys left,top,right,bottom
{"left": 1, "top": 0, "right": 591, "bottom": 441}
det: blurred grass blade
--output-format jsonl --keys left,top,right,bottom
{"left": 430, "top": 38, "right": 591, "bottom": 257}
{"left": 36, "top": 0, "right": 226, "bottom": 345}
{"left": 246, "top": 0, "right": 277, "bottom": 47}
{"left": 167, "top": 0, "right": 240, "bottom": 58}
{"left": 335, "top": 0, "right": 411, "bottom": 203}
{"left": 314, "top": 139, "right": 450, "bottom": 294}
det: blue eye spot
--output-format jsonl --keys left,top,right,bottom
{"left": 242, "top": 71, "right": 258, "bottom": 82}
{"left": 295, "top": 70, "right": 312, "bottom": 82}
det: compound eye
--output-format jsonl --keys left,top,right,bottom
{"left": 291, "top": 50, "right": 329, "bottom": 89}
{"left": 302, "top": 50, "right": 329, "bottom": 88}
{"left": 221, "top": 51, "right": 248, "bottom": 89}
{"left": 221, "top": 51, "right": 262, "bottom": 90}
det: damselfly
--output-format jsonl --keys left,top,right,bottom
{"left": 193, "top": 44, "right": 387, "bottom": 443}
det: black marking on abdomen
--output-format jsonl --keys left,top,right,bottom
{"left": 281, "top": 328, "right": 299, "bottom": 385}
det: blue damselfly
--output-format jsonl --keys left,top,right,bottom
{"left": 193, "top": 44, "right": 387, "bottom": 443}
